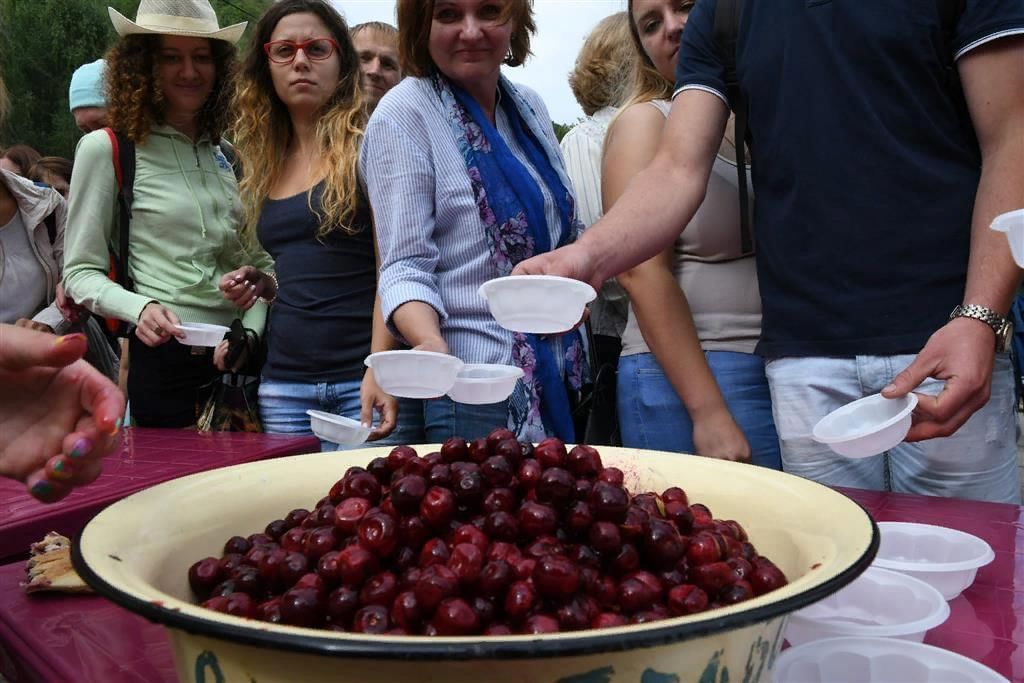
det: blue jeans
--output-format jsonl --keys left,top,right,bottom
{"left": 765, "top": 354, "right": 1020, "bottom": 503}
{"left": 617, "top": 351, "right": 782, "bottom": 469}
{"left": 392, "top": 396, "right": 509, "bottom": 444}
{"left": 259, "top": 378, "right": 424, "bottom": 452}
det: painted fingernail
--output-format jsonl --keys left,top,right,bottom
{"left": 29, "top": 479, "right": 56, "bottom": 502}
{"left": 70, "top": 437, "right": 93, "bottom": 459}
{"left": 53, "top": 333, "right": 87, "bottom": 346}
{"left": 109, "top": 417, "right": 123, "bottom": 436}
{"left": 46, "top": 456, "right": 74, "bottom": 481}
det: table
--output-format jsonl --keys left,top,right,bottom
{"left": 0, "top": 428, "right": 320, "bottom": 563}
{"left": 0, "top": 487, "right": 1019, "bottom": 682}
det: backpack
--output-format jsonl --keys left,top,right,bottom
{"left": 100, "top": 128, "right": 240, "bottom": 336}
{"left": 711, "top": 0, "right": 967, "bottom": 253}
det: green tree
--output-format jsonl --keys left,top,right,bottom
{"left": 0, "top": 0, "right": 267, "bottom": 159}
{"left": 552, "top": 121, "right": 577, "bottom": 142}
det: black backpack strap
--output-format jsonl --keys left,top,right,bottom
{"left": 713, "top": 0, "right": 753, "bottom": 255}
{"left": 107, "top": 129, "right": 136, "bottom": 292}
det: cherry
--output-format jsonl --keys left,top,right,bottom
{"left": 521, "top": 614, "right": 560, "bottom": 634}
{"left": 387, "top": 445, "right": 418, "bottom": 471}
{"left": 517, "top": 459, "right": 542, "bottom": 490}
{"left": 690, "top": 561, "right": 735, "bottom": 595}
{"left": 336, "top": 545, "right": 379, "bottom": 585}
{"left": 448, "top": 543, "right": 484, "bottom": 585}
{"left": 687, "top": 532, "right": 724, "bottom": 566}
{"left": 413, "top": 565, "right": 459, "bottom": 610}
{"left": 264, "top": 519, "right": 291, "bottom": 541}
{"left": 284, "top": 508, "right": 310, "bottom": 529}
{"left": 436, "top": 437, "right": 466, "bottom": 463}
{"left": 486, "top": 427, "right": 517, "bottom": 451}
{"left": 229, "top": 565, "right": 262, "bottom": 596}
{"left": 481, "top": 455, "right": 514, "bottom": 487}
{"left": 533, "top": 555, "right": 580, "bottom": 599}
{"left": 334, "top": 497, "right": 371, "bottom": 535}
{"left": 566, "top": 445, "right": 602, "bottom": 477}
{"left": 247, "top": 532, "right": 275, "bottom": 548}
{"left": 720, "top": 579, "right": 754, "bottom": 605}
{"left": 360, "top": 571, "right": 399, "bottom": 607}
{"left": 565, "top": 501, "right": 595, "bottom": 536}
{"left": 662, "top": 486, "right": 688, "bottom": 506}
{"left": 453, "top": 471, "right": 485, "bottom": 509}
{"left": 664, "top": 501, "right": 694, "bottom": 534}
{"left": 366, "top": 456, "right": 391, "bottom": 484}
{"left": 503, "top": 580, "right": 536, "bottom": 621}
{"left": 492, "top": 439, "right": 524, "bottom": 468}
{"left": 420, "top": 486, "right": 457, "bottom": 528}
{"left": 391, "top": 475, "right": 428, "bottom": 515}
{"left": 589, "top": 481, "right": 630, "bottom": 523}
{"left": 484, "top": 623, "right": 513, "bottom": 635}
{"left": 609, "top": 543, "right": 641, "bottom": 576}
{"left": 256, "top": 597, "right": 283, "bottom": 623}
{"left": 390, "top": 591, "right": 423, "bottom": 631}
{"left": 428, "top": 597, "right": 478, "bottom": 635}
{"left": 667, "top": 584, "right": 709, "bottom": 616}
{"left": 573, "top": 478, "right": 593, "bottom": 501}
{"left": 280, "top": 526, "right": 308, "bottom": 553}
{"left": 592, "top": 612, "right": 628, "bottom": 629}
{"left": 303, "top": 527, "right": 339, "bottom": 562}
{"left": 588, "top": 521, "right": 622, "bottom": 555}
{"left": 749, "top": 562, "right": 788, "bottom": 596}
{"left": 618, "top": 574, "right": 661, "bottom": 614}
{"left": 428, "top": 463, "right": 453, "bottom": 488}
{"left": 188, "top": 557, "right": 223, "bottom": 599}
{"left": 327, "top": 586, "right": 360, "bottom": 624}
{"left": 533, "top": 437, "right": 567, "bottom": 469}
{"left": 352, "top": 605, "right": 390, "bottom": 633}
{"left": 484, "top": 511, "right": 519, "bottom": 542}
{"left": 536, "top": 467, "right": 575, "bottom": 506}
{"left": 518, "top": 501, "right": 558, "bottom": 539}
{"left": 223, "top": 536, "right": 251, "bottom": 555}
{"left": 418, "top": 538, "right": 450, "bottom": 567}
{"left": 279, "top": 551, "right": 311, "bottom": 588}
{"left": 597, "top": 467, "right": 624, "bottom": 487}
{"left": 643, "top": 518, "right": 686, "bottom": 569}
{"left": 280, "top": 587, "right": 325, "bottom": 627}
{"left": 478, "top": 560, "right": 514, "bottom": 599}
{"left": 467, "top": 437, "right": 490, "bottom": 464}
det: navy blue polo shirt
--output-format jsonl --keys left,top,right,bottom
{"left": 676, "top": 0, "right": 1024, "bottom": 357}
{"left": 257, "top": 182, "right": 377, "bottom": 383}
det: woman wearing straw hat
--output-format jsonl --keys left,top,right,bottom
{"left": 63, "top": 0, "right": 273, "bottom": 428}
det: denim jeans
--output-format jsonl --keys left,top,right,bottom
{"left": 617, "top": 351, "right": 782, "bottom": 469}
{"left": 765, "top": 354, "right": 1020, "bottom": 504}
{"left": 259, "top": 378, "right": 424, "bottom": 452}
{"left": 396, "top": 396, "right": 509, "bottom": 444}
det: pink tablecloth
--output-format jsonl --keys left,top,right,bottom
{"left": 0, "top": 487, "right": 1020, "bottom": 682}
{"left": 0, "top": 428, "right": 319, "bottom": 562}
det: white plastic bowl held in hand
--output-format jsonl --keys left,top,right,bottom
{"left": 784, "top": 566, "right": 949, "bottom": 646}
{"left": 772, "top": 636, "right": 1010, "bottom": 683}
{"left": 478, "top": 275, "right": 597, "bottom": 334}
{"left": 811, "top": 393, "right": 918, "bottom": 458}
{"left": 306, "top": 410, "right": 370, "bottom": 447}
{"left": 364, "top": 350, "right": 464, "bottom": 399}
{"left": 174, "top": 323, "right": 230, "bottom": 347}
{"left": 991, "top": 208, "right": 1024, "bottom": 268}
{"left": 872, "top": 522, "right": 995, "bottom": 600}
{"left": 447, "top": 364, "right": 525, "bottom": 405}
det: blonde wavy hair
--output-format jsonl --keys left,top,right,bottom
{"left": 568, "top": 12, "right": 633, "bottom": 117}
{"left": 232, "top": 0, "right": 365, "bottom": 242}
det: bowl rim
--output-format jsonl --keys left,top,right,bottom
{"left": 477, "top": 275, "right": 597, "bottom": 303}
{"left": 71, "top": 455, "right": 879, "bottom": 662}
{"left": 990, "top": 208, "right": 1024, "bottom": 232}
{"left": 812, "top": 393, "right": 918, "bottom": 444}
{"left": 174, "top": 323, "right": 231, "bottom": 332}
{"left": 452, "top": 364, "right": 525, "bottom": 384}
{"left": 305, "top": 410, "right": 365, "bottom": 429}
{"left": 363, "top": 350, "right": 464, "bottom": 371}
{"left": 873, "top": 522, "right": 995, "bottom": 572}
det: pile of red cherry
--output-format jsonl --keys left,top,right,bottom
{"left": 188, "top": 430, "right": 788, "bottom": 635}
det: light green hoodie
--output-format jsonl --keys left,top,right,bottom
{"left": 63, "top": 124, "right": 272, "bottom": 333}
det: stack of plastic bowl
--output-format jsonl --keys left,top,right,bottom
{"left": 773, "top": 637, "right": 1009, "bottom": 683}
{"left": 812, "top": 393, "right": 918, "bottom": 458}
{"left": 363, "top": 350, "right": 464, "bottom": 399}
{"left": 871, "top": 522, "right": 995, "bottom": 600}
{"left": 478, "top": 275, "right": 596, "bottom": 335}
{"left": 446, "top": 364, "right": 525, "bottom": 405}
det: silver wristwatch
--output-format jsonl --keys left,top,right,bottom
{"left": 949, "top": 304, "right": 1013, "bottom": 353}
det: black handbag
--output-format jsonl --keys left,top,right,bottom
{"left": 196, "top": 320, "right": 264, "bottom": 433}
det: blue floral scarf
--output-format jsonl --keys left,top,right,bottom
{"left": 431, "top": 71, "right": 588, "bottom": 442}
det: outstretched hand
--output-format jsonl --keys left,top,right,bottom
{"left": 0, "top": 325, "right": 125, "bottom": 502}
{"left": 361, "top": 369, "right": 398, "bottom": 441}
{"left": 881, "top": 318, "right": 996, "bottom": 441}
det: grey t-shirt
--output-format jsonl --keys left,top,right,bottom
{"left": 0, "top": 209, "right": 48, "bottom": 323}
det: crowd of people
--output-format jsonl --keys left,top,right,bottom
{"left": 0, "top": 0, "right": 1020, "bottom": 508}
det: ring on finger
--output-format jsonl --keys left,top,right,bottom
{"left": 154, "top": 325, "right": 164, "bottom": 335}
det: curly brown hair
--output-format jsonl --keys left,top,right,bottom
{"left": 568, "top": 12, "right": 633, "bottom": 116}
{"left": 104, "top": 34, "right": 237, "bottom": 143}
{"left": 0, "top": 74, "right": 8, "bottom": 128}
{"left": 232, "top": 0, "right": 365, "bottom": 242}
{"left": 396, "top": 0, "right": 536, "bottom": 78}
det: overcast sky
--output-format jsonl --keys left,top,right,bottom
{"left": 329, "top": 0, "right": 627, "bottom": 124}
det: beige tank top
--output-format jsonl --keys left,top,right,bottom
{"left": 620, "top": 99, "right": 762, "bottom": 357}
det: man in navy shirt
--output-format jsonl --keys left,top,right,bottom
{"left": 518, "top": 1, "right": 1024, "bottom": 503}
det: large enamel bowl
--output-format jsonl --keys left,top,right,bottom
{"left": 73, "top": 446, "right": 878, "bottom": 683}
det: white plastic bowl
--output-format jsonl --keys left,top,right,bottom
{"left": 174, "top": 323, "right": 230, "bottom": 347}
{"left": 872, "top": 522, "right": 995, "bottom": 600}
{"left": 447, "top": 364, "right": 524, "bottom": 405}
{"left": 478, "top": 275, "right": 597, "bottom": 334}
{"left": 306, "top": 410, "right": 370, "bottom": 447}
{"left": 364, "top": 350, "right": 464, "bottom": 399}
{"left": 785, "top": 566, "right": 949, "bottom": 646}
{"left": 772, "top": 636, "right": 1009, "bottom": 683}
{"left": 811, "top": 393, "right": 918, "bottom": 458}
{"left": 990, "top": 208, "right": 1024, "bottom": 268}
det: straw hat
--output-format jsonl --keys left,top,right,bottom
{"left": 108, "top": 0, "right": 246, "bottom": 44}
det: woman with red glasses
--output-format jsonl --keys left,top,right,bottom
{"left": 221, "top": 0, "right": 412, "bottom": 450}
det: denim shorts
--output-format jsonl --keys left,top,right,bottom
{"left": 765, "top": 353, "right": 1020, "bottom": 504}
{"left": 617, "top": 350, "right": 782, "bottom": 469}
{"left": 258, "top": 377, "right": 424, "bottom": 451}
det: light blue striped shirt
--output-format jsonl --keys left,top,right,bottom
{"left": 360, "top": 76, "right": 572, "bottom": 369}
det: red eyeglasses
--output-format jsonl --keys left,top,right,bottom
{"left": 263, "top": 38, "right": 340, "bottom": 64}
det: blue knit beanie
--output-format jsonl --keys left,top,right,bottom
{"left": 69, "top": 59, "right": 107, "bottom": 112}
